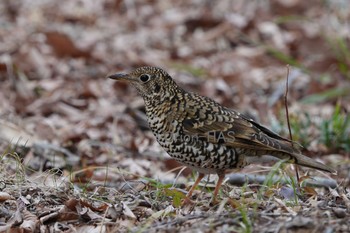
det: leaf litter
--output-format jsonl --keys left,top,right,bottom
{"left": 0, "top": 0, "right": 349, "bottom": 232}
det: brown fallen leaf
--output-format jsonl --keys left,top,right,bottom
{"left": 45, "top": 31, "right": 91, "bottom": 58}
{"left": 0, "top": 119, "right": 36, "bottom": 147}
{"left": 20, "top": 209, "right": 39, "bottom": 232}
{"left": 0, "top": 191, "right": 14, "bottom": 202}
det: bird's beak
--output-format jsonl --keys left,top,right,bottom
{"left": 107, "top": 73, "right": 130, "bottom": 81}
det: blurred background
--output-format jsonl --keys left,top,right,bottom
{"left": 1, "top": 1, "right": 350, "bottom": 231}
{"left": 0, "top": 0, "right": 349, "bottom": 185}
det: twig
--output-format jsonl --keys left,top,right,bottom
{"left": 172, "top": 166, "right": 187, "bottom": 188}
{"left": 226, "top": 173, "right": 337, "bottom": 188}
{"left": 284, "top": 65, "right": 300, "bottom": 185}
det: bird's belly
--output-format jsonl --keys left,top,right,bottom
{"left": 156, "top": 132, "right": 239, "bottom": 173}
{"left": 148, "top": 116, "right": 240, "bottom": 172}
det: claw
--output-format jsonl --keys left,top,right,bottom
{"left": 181, "top": 197, "right": 195, "bottom": 206}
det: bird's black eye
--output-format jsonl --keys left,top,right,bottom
{"left": 139, "top": 74, "right": 150, "bottom": 83}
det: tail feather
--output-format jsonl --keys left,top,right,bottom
{"left": 292, "top": 153, "right": 337, "bottom": 175}
{"left": 270, "top": 151, "right": 337, "bottom": 175}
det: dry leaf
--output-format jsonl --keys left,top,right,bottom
{"left": 0, "top": 192, "right": 14, "bottom": 202}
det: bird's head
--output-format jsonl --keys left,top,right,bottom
{"left": 108, "top": 66, "right": 180, "bottom": 101}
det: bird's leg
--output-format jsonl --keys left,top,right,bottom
{"left": 182, "top": 173, "right": 205, "bottom": 205}
{"left": 210, "top": 173, "right": 225, "bottom": 204}
{"left": 187, "top": 173, "right": 205, "bottom": 197}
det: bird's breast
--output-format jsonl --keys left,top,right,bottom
{"left": 144, "top": 101, "right": 242, "bottom": 172}
{"left": 147, "top": 114, "right": 239, "bottom": 172}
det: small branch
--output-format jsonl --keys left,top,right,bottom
{"left": 284, "top": 65, "right": 293, "bottom": 142}
{"left": 284, "top": 65, "right": 300, "bottom": 185}
{"left": 226, "top": 173, "right": 337, "bottom": 189}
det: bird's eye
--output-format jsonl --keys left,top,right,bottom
{"left": 139, "top": 74, "right": 150, "bottom": 83}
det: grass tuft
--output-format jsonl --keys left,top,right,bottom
{"left": 320, "top": 102, "right": 350, "bottom": 152}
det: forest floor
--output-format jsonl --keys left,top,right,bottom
{"left": 0, "top": 0, "right": 349, "bottom": 232}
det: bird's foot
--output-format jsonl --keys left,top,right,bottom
{"left": 181, "top": 197, "right": 195, "bottom": 206}
{"left": 209, "top": 197, "right": 219, "bottom": 206}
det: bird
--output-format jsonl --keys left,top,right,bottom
{"left": 108, "top": 66, "right": 336, "bottom": 204}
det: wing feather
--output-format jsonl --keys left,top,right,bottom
{"left": 181, "top": 96, "right": 300, "bottom": 155}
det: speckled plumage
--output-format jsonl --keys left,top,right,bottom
{"left": 108, "top": 66, "right": 336, "bottom": 203}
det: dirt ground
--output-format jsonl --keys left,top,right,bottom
{"left": 0, "top": 0, "right": 349, "bottom": 232}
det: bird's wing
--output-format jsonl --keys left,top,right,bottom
{"left": 181, "top": 95, "right": 300, "bottom": 155}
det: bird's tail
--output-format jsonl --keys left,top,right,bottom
{"left": 270, "top": 151, "right": 337, "bottom": 175}
{"left": 292, "top": 153, "right": 337, "bottom": 174}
